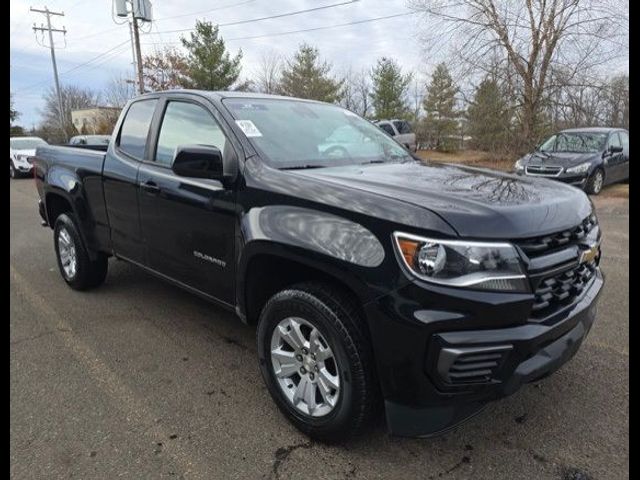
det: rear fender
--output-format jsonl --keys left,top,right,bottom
{"left": 44, "top": 167, "right": 101, "bottom": 259}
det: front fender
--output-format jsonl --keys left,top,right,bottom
{"left": 236, "top": 205, "right": 402, "bottom": 319}
{"left": 241, "top": 205, "right": 385, "bottom": 268}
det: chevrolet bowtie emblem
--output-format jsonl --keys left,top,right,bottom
{"left": 579, "top": 244, "right": 599, "bottom": 264}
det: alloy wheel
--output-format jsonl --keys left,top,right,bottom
{"left": 592, "top": 171, "right": 603, "bottom": 194}
{"left": 57, "top": 227, "right": 77, "bottom": 279}
{"left": 270, "top": 317, "right": 341, "bottom": 417}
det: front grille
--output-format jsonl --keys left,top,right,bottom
{"left": 525, "top": 165, "right": 563, "bottom": 176}
{"left": 515, "top": 214, "right": 600, "bottom": 320}
{"left": 517, "top": 214, "right": 598, "bottom": 257}
{"left": 437, "top": 345, "right": 511, "bottom": 385}
{"left": 530, "top": 260, "right": 597, "bottom": 319}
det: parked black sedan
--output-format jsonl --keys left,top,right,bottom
{"left": 515, "top": 127, "right": 629, "bottom": 194}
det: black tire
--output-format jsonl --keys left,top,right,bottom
{"left": 257, "top": 282, "right": 379, "bottom": 442}
{"left": 53, "top": 213, "right": 108, "bottom": 290}
{"left": 10, "top": 161, "right": 18, "bottom": 179}
{"left": 585, "top": 168, "right": 604, "bottom": 195}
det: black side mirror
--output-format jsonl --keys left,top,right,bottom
{"left": 172, "top": 145, "right": 224, "bottom": 180}
{"left": 609, "top": 145, "right": 623, "bottom": 153}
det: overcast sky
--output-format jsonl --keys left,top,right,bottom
{"left": 10, "top": 0, "right": 429, "bottom": 127}
{"left": 10, "top": 0, "right": 629, "bottom": 129}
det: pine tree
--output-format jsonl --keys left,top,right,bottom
{"left": 278, "top": 44, "right": 343, "bottom": 103}
{"left": 369, "top": 57, "right": 412, "bottom": 119}
{"left": 466, "top": 78, "right": 511, "bottom": 151}
{"left": 423, "top": 63, "right": 458, "bottom": 151}
{"left": 181, "top": 21, "right": 243, "bottom": 90}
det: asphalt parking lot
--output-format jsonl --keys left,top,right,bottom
{"left": 10, "top": 178, "right": 628, "bottom": 479}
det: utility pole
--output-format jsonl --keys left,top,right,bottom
{"left": 115, "top": 0, "right": 151, "bottom": 94}
{"left": 131, "top": 12, "right": 145, "bottom": 94}
{"left": 128, "top": 21, "right": 139, "bottom": 93}
{"left": 31, "top": 6, "right": 67, "bottom": 140}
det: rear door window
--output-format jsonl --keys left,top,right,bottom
{"left": 118, "top": 99, "right": 157, "bottom": 160}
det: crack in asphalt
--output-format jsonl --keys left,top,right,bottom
{"left": 270, "top": 441, "right": 313, "bottom": 480}
{"left": 430, "top": 455, "right": 471, "bottom": 479}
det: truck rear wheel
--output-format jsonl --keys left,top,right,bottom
{"left": 53, "top": 213, "right": 108, "bottom": 290}
{"left": 257, "top": 282, "right": 379, "bottom": 442}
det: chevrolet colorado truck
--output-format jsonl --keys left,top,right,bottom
{"left": 33, "top": 90, "right": 603, "bottom": 441}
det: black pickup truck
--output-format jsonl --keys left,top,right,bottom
{"left": 33, "top": 90, "right": 603, "bottom": 441}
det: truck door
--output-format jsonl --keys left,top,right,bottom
{"left": 103, "top": 97, "right": 158, "bottom": 263}
{"left": 137, "top": 97, "right": 237, "bottom": 305}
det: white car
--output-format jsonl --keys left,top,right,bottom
{"left": 10, "top": 136, "right": 48, "bottom": 178}
{"left": 374, "top": 120, "right": 417, "bottom": 152}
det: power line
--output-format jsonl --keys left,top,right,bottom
{"left": 141, "top": 11, "right": 414, "bottom": 46}
{"left": 61, "top": 39, "right": 131, "bottom": 75}
{"left": 73, "top": 25, "right": 124, "bottom": 42}
{"left": 149, "top": 0, "right": 359, "bottom": 35}
{"left": 226, "top": 11, "right": 414, "bottom": 41}
{"left": 153, "top": 0, "right": 259, "bottom": 22}
{"left": 13, "top": 39, "right": 131, "bottom": 93}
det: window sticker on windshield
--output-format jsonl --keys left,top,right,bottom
{"left": 235, "top": 120, "right": 262, "bottom": 137}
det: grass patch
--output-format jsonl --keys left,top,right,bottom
{"left": 416, "top": 149, "right": 516, "bottom": 172}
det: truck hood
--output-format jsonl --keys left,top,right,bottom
{"left": 294, "top": 161, "right": 592, "bottom": 239}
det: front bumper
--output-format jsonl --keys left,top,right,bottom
{"left": 517, "top": 171, "right": 588, "bottom": 188}
{"left": 13, "top": 158, "right": 34, "bottom": 174}
{"left": 364, "top": 268, "right": 603, "bottom": 437}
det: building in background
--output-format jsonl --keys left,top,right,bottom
{"left": 71, "top": 107, "right": 121, "bottom": 134}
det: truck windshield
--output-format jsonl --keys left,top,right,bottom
{"left": 539, "top": 132, "right": 607, "bottom": 153}
{"left": 10, "top": 138, "right": 48, "bottom": 150}
{"left": 223, "top": 98, "right": 411, "bottom": 169}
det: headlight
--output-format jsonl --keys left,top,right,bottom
{"left": 393, "top": 232, "right": 529, "bottom": 292}
{"left": 514, "top": 158, "right": 525, "bottom": 171}
{"left": 565, "top": 162, "right": 590, "bottom": 174}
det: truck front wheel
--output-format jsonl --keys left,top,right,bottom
{"left": 53, "top": 213, "right": 108, "bottom": 290}
{"left": 257, "top": 282, "right": 379, "bottom": 442}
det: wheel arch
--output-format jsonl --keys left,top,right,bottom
{"left": 237, "top": 245, "right": 374, "bottom": 330}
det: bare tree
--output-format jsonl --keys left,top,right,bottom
{"left": 606, "top": 74, "right": 629, "bottom": 128}
{"left": 339, "top": 67, "right": 371, "bottom": 117}
{"left": 103, "top": 75, "right": 137, "bottom": 108}
{"left": 253, "top": 50, "right": 282, "bottom": 94}
{"left": 40, "top": 85, "right": 100, "bottom": 142}
{"left": 409, "top": 0, "right": 628, "bottom": 148}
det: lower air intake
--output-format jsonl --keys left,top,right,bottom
{"left": 437, "top": 344, "right": 512, "bottom": 385}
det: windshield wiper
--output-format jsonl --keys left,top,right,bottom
{"left": 279, "top": 164, "right": 326, "bottom": 170}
